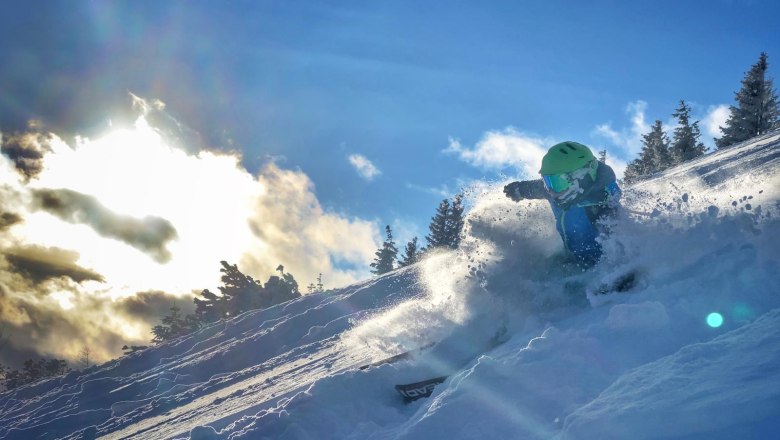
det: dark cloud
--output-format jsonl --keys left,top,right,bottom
{"left": 4, "top": 245, "right": 104, "bottom": 285}
{"left": 32, "top": 188, "right": 178, "bottom": 263}
{"left": 0, "top": 131, "right": 51, "bottom": 180}
{"left": 0, "top": 288, "right": 125, "bottom": 368}
{"left": 117, "top": 290, "right": 197, "bottom": 323}
{"left": 0, "top": 212, "right": 22, "bottom": 231}
{"left": 0, "top": 285, "right": 196, "bottom": 368}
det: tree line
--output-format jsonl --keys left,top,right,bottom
{"left": 149, "top": 263, "right": 306, "bottom": 344}
{"left": 623, "top": 52, "right": 779, "bottom": 184}
{"left": 370, "top": 194, "right": 465, "bottom": 275}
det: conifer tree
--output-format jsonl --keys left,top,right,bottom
{"left": 151, "top": 304, "right": 201, "bottom": 344}
{"left": 370, "top": 225, "right": 398, "bottom": 275}
{"left": 716, "top": 52, "right": 780, "bottom": 148}
{"left": 424, "top": 194, "right": 466, "bottom": 251}
{"left": 194, "top": 262, "right": 300, "bottom": 324}
{"left": 425, "top": 199, "right": 450, "bottom": 249}
{"left": 307, "top": 273, "right": 324, "bottom": 293}
{"left": 598, "top": 149, "right": 607, "bottom": 163}
{"left": 262, "top": 266, "right": 301, "bottom": 306}
{"left": 623, "top": 120, "right": 672, "bottom": 184}
{"left": 670, "top": 100, "right": 707, "bottom": 163}
{"left": 447, "top": 194, "right": 465, "bottom": 249}
{"left": 645, "top": 120, "right": 673, "bottom": 171}
{"left": 194, "top": 288, "right": 228, "bottom": 323}
{"left": 397, "top": 236, "right": 420, "bottom": 267}
{"left": 218, "top": 261, "right": 264, "bottom": 316}
{"left": 622, "top": 160, "right": 646, "bottom": 185}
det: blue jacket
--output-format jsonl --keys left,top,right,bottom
{"left": 505, "top": 162, "right": 621, "bottom": 267}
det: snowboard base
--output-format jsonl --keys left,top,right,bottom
{"left": 395, "top": 376, "right": 448, "bottom": 402}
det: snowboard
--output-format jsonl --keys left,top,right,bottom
{"left": 395, "top": 376, "right": 448, "bottom": 401}
{"left": 393, "top": 321, "right": 509, "bottom": 402}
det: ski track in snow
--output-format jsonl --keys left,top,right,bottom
{"left": 1, "top": 131, "right": 779, "bottom": 440}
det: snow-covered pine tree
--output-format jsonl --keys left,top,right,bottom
{"left": 622, "top": 160, "right": 646, "bottom": 185}
{"left": 194, "top": 288, "right": 228, "bottom": 323}
{"left": 216, "top": 261, "right": 264, "bottom": 316}
{"left": 644, "top": 120, "right": 673, "bottom": 171}
{"left": 152, "top": 304, "right": 201, "bottom": 343}
{"left": 716, "top": 52, "right": 780, "bottom": 149}
{"left": 424, "top": 195, "right": 466, "bottom": 251}
{"left": 370, "top": 225, "right": 398, "bottom": 275}
{"left": 670, "top": 100, "right": 707, "bottom": 163}
{"left": 623, "top": 120, "right": 672, "bottom": 184}
{"left": 262, "top": 270, "right": 301, "bottom": 306}
{"left": 446, "top": 194, "right": 465, "bottom": 250}
{"left": 425, "top": 199, "right": 450, "bottom": 249}
{"left": 397, "top": 236, "right": 420, "bottom": 267}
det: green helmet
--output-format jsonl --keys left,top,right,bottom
{"left": 539, "top": 141, "right": 596, "bottom": 175}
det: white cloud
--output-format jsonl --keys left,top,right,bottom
{"left": 593, "top": 100, "right": 650, "bottom": 157}
{"left": 0, "top": 113, "right": 380, "bottom": 363}
{"left": 604, "top": 155, "right": 628, "bottom": 181}
{"left": 348, "top": 154, "right": 381, "bottom": 181}
{"left": 243, "top": 163, "right": 379, "bottom": 288}
{"left": 444, "top": 128, "right": 552, "bottom": 178}
{"left": 703, "top": 104, "right": 730, "bottom": 140}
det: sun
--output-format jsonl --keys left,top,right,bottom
{"left": 20, "top": 116, "right": 261, "bottom": 296}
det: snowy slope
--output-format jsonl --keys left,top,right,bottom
{"left": 1, "top": 131, "right": 779, "bottom": 440}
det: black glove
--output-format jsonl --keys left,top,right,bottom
{"left": 503, "top": 181, "right": 525, "bottom": 201}
{"left": 504, "top": 180, "right": 547, "bottom": 202}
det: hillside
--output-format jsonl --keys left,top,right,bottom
{"left": 1, "top": 131, "right": 779, "bottom": 440}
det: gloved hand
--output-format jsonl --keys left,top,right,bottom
{"left": 503, "top": 181, "right": 525, "bottom": 201}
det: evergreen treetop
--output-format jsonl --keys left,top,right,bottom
{"left": 671, "top": 100, "right": 707, "bottom": 163}
{"left": 623, "top": 120, "right": 672, "bottom": 184}
{"left": 370, "top": 225, "right": 398, "bottom": 275}
{"left": 424, "top": 194, "right": 466, "bottom": 251}
{"left": 425, "top": 198, "right": 451, "bottom": 249}
{"left": 716, "top": 52, "right": 780, "bottom": 148}
{"left": 397, "top": 236, "right": 420, "bottom": 268}
{"left": 447, "top": 194, "right": 465, "bottom": 249}
{"left": 644, "top": 120, "right": 673, "bottom": 171}
{"left": 192, "top": 261, "right": 301, "bottom": 326}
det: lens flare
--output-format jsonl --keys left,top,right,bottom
{"left": 706, "top": 312, "right": 724, "bottom": 328}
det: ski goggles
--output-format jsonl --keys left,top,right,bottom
{"left": 542, "top": 173, "right": 572, "bottom": 193}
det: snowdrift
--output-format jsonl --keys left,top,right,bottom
{"left": 1, "top": 131, "right": 779, "bottom": 440}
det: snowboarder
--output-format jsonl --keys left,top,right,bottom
{"left": 503, "top": 141, "right": 621, "bottom": 268}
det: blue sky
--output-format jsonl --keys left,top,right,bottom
{"left": 2, "top": 0, "right": 779, "bottom": 253}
